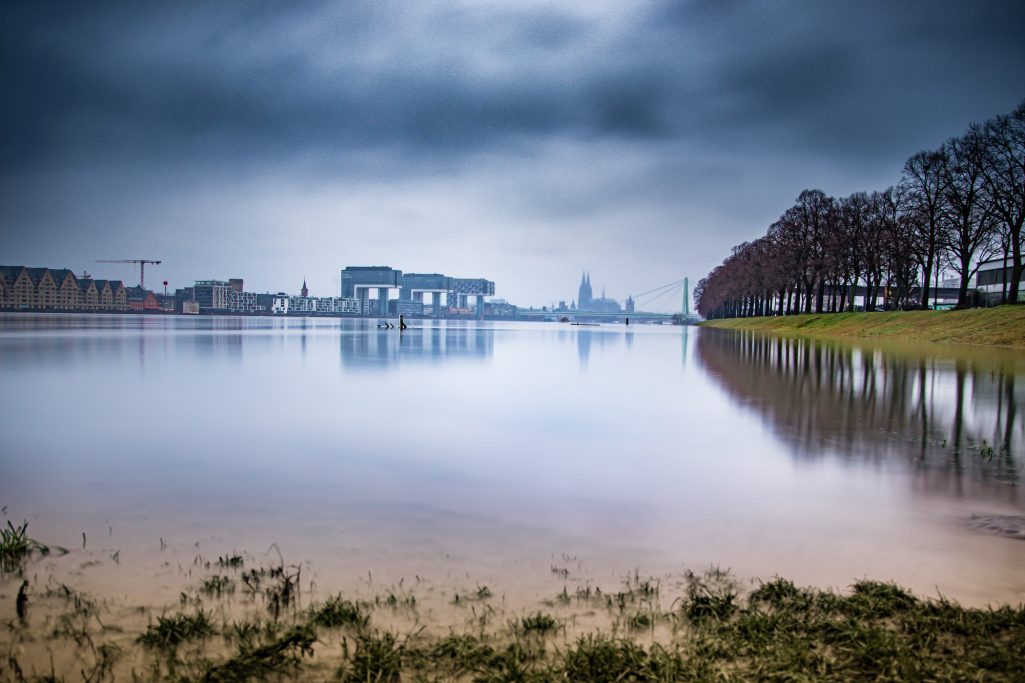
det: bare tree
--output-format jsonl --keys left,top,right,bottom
{"left": 981, "top": 100, "right": 1025, "bottom": 304}
{"left": 788, "top": 189, "right": 835, "bottom": 312}
{"left": 863, "top": 191, "right": 893, "bottom": 311}
{"left": 940, "top": 127, "right": 998, "bottom": 308}
{"left": 882, "top": 185, "right": 920, "bottom": 308}
{"left": 901, "top": 149, "right": 947, "bottom": 308}
{"left": 697, "top": 101, "right": 1022, "bottom": 319}
{"left": 837, "top": 192, "right": 870, "bottom": 310}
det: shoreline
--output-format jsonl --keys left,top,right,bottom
{"left": 2, "top": 551, "right": 1024, "bottom": 681}
{"left": 699, "top": 306, "right": 1025, "bottom": 348}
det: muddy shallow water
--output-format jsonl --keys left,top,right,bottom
{"left": 1, "top": 314, "right": 1024, "bottom": 637}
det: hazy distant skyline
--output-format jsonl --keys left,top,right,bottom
{"left": 2, "top": 1, "right": 1024, "bottom": 309}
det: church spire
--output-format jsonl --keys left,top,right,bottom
{"left": 301, "top": 278, "right": 308, "bottom": 298}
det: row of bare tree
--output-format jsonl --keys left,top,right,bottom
{"left": 696, "top": 100, "right": 1025, "bottom": 319}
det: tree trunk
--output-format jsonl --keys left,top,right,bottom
{"left": 1001, "top": 246, "right": 1009, "bottom": 305}
{"left": 920, "top": 252, "right": 933, "bottom": 309}
{"left": 1010, "top": 227, "right": 1023, "bottom": 304}
{"left": 956, "top": 253, "right": 971, "bottom": 308}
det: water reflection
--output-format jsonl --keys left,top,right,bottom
{"left": 3, "top": 315, "right": 1025, "bottom": 607}
{"left": 340, "top": 323, "right": 493, "bottom": 369}
{"left": 697, "top": 329, "right": 1025, "bottom": 488}
{"left": 576, "top": 328, "right": 638, "bottom": 369}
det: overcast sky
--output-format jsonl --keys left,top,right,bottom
{"left": 2, "top": 1, "right": 1023, "bottom": 309}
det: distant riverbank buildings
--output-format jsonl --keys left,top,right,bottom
{"left": 169, "top": 266, "right": 499, "bottom": 318}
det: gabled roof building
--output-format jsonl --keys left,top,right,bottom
{"left": 0, "top": 265, "right": 131, "bottom": 311}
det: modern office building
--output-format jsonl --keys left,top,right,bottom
{"left": 340, "top": 266, "right": 496, "bottom": 318}
{"left": 228, "top": 290, "right": 263, "bottom": 313}
{"left": 270, "top": 294, "right": 289, "bottom": 314}
{"left": 341, "top": 266, "right": 403, "bottom": 316}
{"left": 193, "top": 280, "right": 231, "bottom": 310}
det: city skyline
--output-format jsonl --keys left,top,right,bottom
{"left": 2, "top": 2, "right": 1024, "bottom": 306}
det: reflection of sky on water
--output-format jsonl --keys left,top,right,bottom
{"left": 1, "top": 315, "right": 1024, "bottom": 606}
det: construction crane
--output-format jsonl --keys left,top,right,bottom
{"left": 95, "top": 259, "right": 162, "bottom": 289}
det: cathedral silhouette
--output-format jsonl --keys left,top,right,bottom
{"left": 574, "top": 271, "right": 626, "bottom": 313}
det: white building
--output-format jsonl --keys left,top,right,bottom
{"left": 228, "top": 290, "right": 263, "bottom": 313}
{"left": 976, "top": 257, "right": 1023, "bottom": 300}
{"left": 288, "top": 296, "right": 318, "bottom": 313}
{"left": 331, "top": 297, "right": 361, "bottom": 314}
{"left": 271, "top": 295, "right": 289, "bottom": 314}
{"left": 269, "top": 294, "right": 361, "bottom": 315}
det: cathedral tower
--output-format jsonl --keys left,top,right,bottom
{"left": 578, "top": 271, "right": 593, "bottom": 310}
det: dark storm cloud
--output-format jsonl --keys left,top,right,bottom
{"left": 4, "top": 0, "right": 1023, "bottom": 175}
{"left": 652, "top": 0, "right": 1025, "bottom": 155}
{"left": 2, "top": 0, "right": 1024, "bottom": 304}
{"left": 0, "top": 1, "right": 676, "bottom": 173}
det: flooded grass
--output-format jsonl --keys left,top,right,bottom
{"left": 137, "top": 610, "right": 215, "bottom": 649}
{"left": 0, "top": 522, "right": 52, "bottom": 575}
{"left": 4, "top": 558, "right": 1025, "bottom": 682}
{"left": 515, "top": 611, "right": 559, "bottom": 636}
{"left": 308, "top": 595, "right": 370, "bottom": 630}
{"left": 200, "top": 624, "right": 316, "bottom": 682}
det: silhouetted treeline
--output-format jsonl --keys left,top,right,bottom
{"left": 696, "top": 100, "right": 1025, "bottom": 318}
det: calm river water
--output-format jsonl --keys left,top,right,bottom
{"left": 1, "top": 314, "right": 1023, "bottom": 607}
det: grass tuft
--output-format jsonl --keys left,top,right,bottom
{"left": 201, "top": 624, "right": 316, "bottom": 682}
{"left": 517, "top": 612, "right": 558, "bottom": 636}
{"left": 308, "top": 595, "right": 370, "bottom": 630}
{"left": 337, "top": 632, "right": 403, "bottom": 683}
{"left": 1, "top": 521, "right": 49, "bottom": 573}
{"left": 138, "top": 610, "right": 215, "bottom": 649}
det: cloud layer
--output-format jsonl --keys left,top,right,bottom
{"left": 2, "top": 0, "right": 1024, "bottom": 305}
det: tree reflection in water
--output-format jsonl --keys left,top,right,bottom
{"left": 697, "top": 329, "right": 1023, "bottom": 489}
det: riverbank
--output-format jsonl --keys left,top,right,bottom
{"left": 700, "top": 305, "right": 1025, "bottom": 348}
{"left": 3, "top": 554, "right": 1024, "bottom": 681}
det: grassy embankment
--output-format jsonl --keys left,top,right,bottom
{"left": 701, "top": 305, "right": 1025, "bottom": 348}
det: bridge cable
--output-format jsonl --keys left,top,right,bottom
{"left": 629, "top": 279, "right": 685, "bottom": 300}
